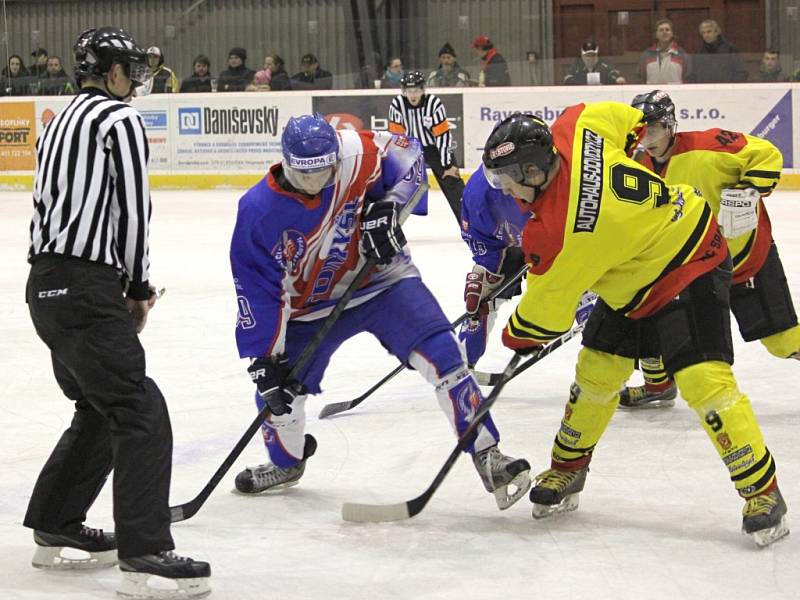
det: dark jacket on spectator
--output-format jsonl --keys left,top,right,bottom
{"left": 756, "top": 66, "right": 786, "bottom": 82}
{"left": 1, "top": 62, "right": 35, "bottom": 96}
{"left": 179, "top": 72, "right": 212, "bottom": 93}
{"left": 427, "top": 63, "right": 471, "bottom": 87}
{"left": 563, "top": 59, "right": 623, "bottom": 85}
{"left": 269, "top": 67, "right": 292, "bottom": 91}
{"left": 291, "top": 67, "right": 333, "bottom": 90}
{"left": 37, "top": 68, "right": 75, "bottom": 95}
{"left": 479, "top": 49, "right": 511, "bottom": 87}
{"left": 689, "top": 36, "right": 747, "bottom": 83}
{"left": 218, "top": 64, "right": 255, "bottom": 92}
{"left": 28, "top": 63, "right": 48, "bottom": 78}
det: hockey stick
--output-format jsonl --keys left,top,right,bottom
{"left": 472, "top": 320, "right": 587, "bottom": 386}
{"left": 341, "top": 323, "right": 581, "bottom": 523}
{"left": 317, "top": 264, "right": 529, "bottom": 419}
{"left": 169, "top": 183, "right": 428, "bottom": 523}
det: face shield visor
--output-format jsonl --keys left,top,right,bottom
{"left": 282, "top": 151, "right": 338, "bottom": 195}
{"left": 483, "top": 161, "right": 547, "bottom": 192}
{"left": 123, "top": 60, "right": 152, "bottom": 88}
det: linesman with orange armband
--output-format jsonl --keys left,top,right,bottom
{"left": 389, "top": 71, "right": 464, "bottom": 223}
{"left": 618, "top": 90, "right": 797, "bottom": 409}
{"left": 482, "top": 105, "right": 788, "bottom": 546}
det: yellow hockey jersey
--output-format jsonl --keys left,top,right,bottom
{"left": 637, "top": 130, "right": 782, "bottom": 284}
{"left": 504, "top": 102, "right": 727, "bottom": 348}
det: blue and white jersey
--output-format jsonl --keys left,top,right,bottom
{"left": 460, "top": 166, "right": 531, "bottom": 273}
{"left": 231, "top": 129, "right": 427, "bottom": 359}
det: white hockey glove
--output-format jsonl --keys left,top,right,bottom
{"left": 718, "top": 187, "right": 760, "bottom": 239}
{"left": 464, "top": 265, "right": 504, "bottom": 317}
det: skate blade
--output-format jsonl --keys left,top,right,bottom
{"left": 493, "top": 471, "right": 532, "bottom": 510}
{"left": 618, "top": 397, "right": 676, "bottom": 410}
{"left": 32, "top": 546, "right": 117, "bottom": 570}
{"left": 117, "top": 572, "right": 211, "bottom": 599}
{"left": 531, "top": 493, "right": 580, "bottom": 520}
{"left": 745, "top": 516, "right": 790, "bottom": 547}
{"left": 232, "top": 479, "right": 300, "bottom": 496}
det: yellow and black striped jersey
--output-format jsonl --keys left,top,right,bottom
{"left": 504, "top": 102, "right": 727, "bottom": 348}
{"left": 637, "top": 130, "right": 782, "bottom": 284}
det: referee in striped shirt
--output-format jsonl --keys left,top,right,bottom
{"left": 24, "top": 26, "right": 209, "bottom": 586}
{"left": 389, "top": 70, "right": 464, "bottom": 223}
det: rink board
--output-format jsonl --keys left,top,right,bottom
{"left": 2, "top": 83, "right": 798, "bottom": 190}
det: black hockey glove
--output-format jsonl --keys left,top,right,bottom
{"left": 360, "top": 200, "right": 406, "bottom": 264}
{"left": 248, "top": 354, "right": 300, "bottom": 416}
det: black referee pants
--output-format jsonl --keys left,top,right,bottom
{"left": 24, "top": 255, "right": 174, "bottom": 559}
{"left": 423, "top": 146, "right": 464, "bottom": 224}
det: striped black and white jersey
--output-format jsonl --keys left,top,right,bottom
{"left": 29, "top": 87, "right": 152, "bottom": 298}
{"left": 389, "top": 94, "right": 453, "bottom": 167}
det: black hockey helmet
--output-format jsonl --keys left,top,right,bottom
{"left": 73, "top": 27, "right": 149, "bottom": 87}
{"left": 482, "top": 114, "right": 556, "bottom": 190}
{"left": 631, "top": 89, "right": 676, "bottom": 126}
{"left": 400, "top": 70, "right": 425, "bottom": 89}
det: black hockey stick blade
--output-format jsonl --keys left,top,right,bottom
{"left": 318, "top": 363, "right": 406, "bottom": 419}
{"left": 341, "top": 353, "right": 524, "bottom": 523}
{"left": 473, "top": 320, "right": 587, "bottom": 387}
{"left": 169, "top": 183, "right": 427, "bottom": 523}
{"left": 318, "top": 264, "right": 530, "bottom": 419}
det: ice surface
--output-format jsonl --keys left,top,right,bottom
{"left": 2, "top": 189, "right": 799, "bottom": 599}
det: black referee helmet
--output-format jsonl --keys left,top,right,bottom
{"left": 73, "top": 27, "right": 149, "bottom": 86}
{"left": 400, "top": 70, "right": 425, "bottom": 89}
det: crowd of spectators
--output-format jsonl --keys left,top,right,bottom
{"left": 2, "top": 23, "right": 799, "bottom": 97}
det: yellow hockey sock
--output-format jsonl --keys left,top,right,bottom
{"left": 675, "top": 361, "right": 776, "bottom": 497}
{"left": 760, "top": 324, "right": 800, "bottom": 359}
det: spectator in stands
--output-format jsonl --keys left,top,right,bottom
{"left": 637, "top": 19, "right": 691, "bottom": 84}
{"left": 755, "top": 49, "right": 787, "bottom": 82}
{"left": 526, "top": 50, "right": 542, "bottom": 85}
{"left": 28, "top": 48, "right": 49, "bottom": 77}
{"left": 146, "top": 47, "right": 179, "bottom": 93}
{"left": 180, "top": 55, "right": 213, "bottom": 93}
{"left": 291, "top": 53, "right": 333, "bottom": 90}
{"left": 427, "top": 42, "right": 471, "bottom": 87}
{"left": 1, "top": 54, "right": 34, "bottom": 96}
{"left": 470, "top": 35, "right": 511, "bottom": 86}
{"left": 37, "top": 56, "right": 75, "bottom": 96}
{"left": 563, "top": 41, "right": 626, "bottom": 85}
{"left": 354, "top": 50, "right": 384, "bottom": 89}
{"left": 380, "top": 56, "right": 405, "bottom": 89}
{"left": 688, "top": 19, "right": 747, "bottom": 82}
{"left": 264, "top": 54, "right": 291, "bottom": 91}
{"left": 218, "top": 47, "right": 255, "bottom": 92}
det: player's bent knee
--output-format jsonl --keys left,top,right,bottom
{"left": 760, "top": 325, "right": 800, "bottom": 359}
{"left": 674, "top": 361, "right": 739, "bottom": 412}
{"left": 575, "top": 347, "right": 634, "bottom": 401}
{"left": 409, "top": 330, "right": 468, "bottom": 385}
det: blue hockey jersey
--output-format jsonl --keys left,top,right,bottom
{"left": 460, "top": 166, "right": 532, "bottom": 273}
{"left": 231, "top": 129, "right": 427, "bottom": 358}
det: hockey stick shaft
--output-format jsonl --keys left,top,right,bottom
{"left": 317, "top": 263, "right": 530, "bottom": 419}
{"left": 170, "top": 184, "right": 427, "bottom": 523}
{"left": 340, "top": 323, "right": 581, "bottom": 523}
{"left": 474, "top": 320, "right": 587, "bottom": 386}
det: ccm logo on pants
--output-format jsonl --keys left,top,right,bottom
{"left": 38, "top": 288, "right": 68, "bottom": 298}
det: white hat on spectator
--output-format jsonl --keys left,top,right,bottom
{"left": 146, "top": 46, "right": 162, "bottom": 57}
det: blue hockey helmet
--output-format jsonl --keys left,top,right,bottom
{"left": 281, "top": 113, "right": 339, "bottom": 194}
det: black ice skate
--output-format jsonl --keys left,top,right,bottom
{"left": 618, "top": 381, "right": 677, "bottom": 409}
{"left": 32, "top": 525, "right": 117, "bottom": 569}
{"left": 472, "top": 445, "right": 531, "bottom": 510}
{"left": 234, "top": 434, "right": 317, "bottom": 494}
{"left": 118, "top": 551, "right": 211, "bottom": 599}
{"left": 742, "top": 484, "right": 790, "bottom": 547}
{"left": 530, "top": 466, "right": 589, "bottom": 519}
